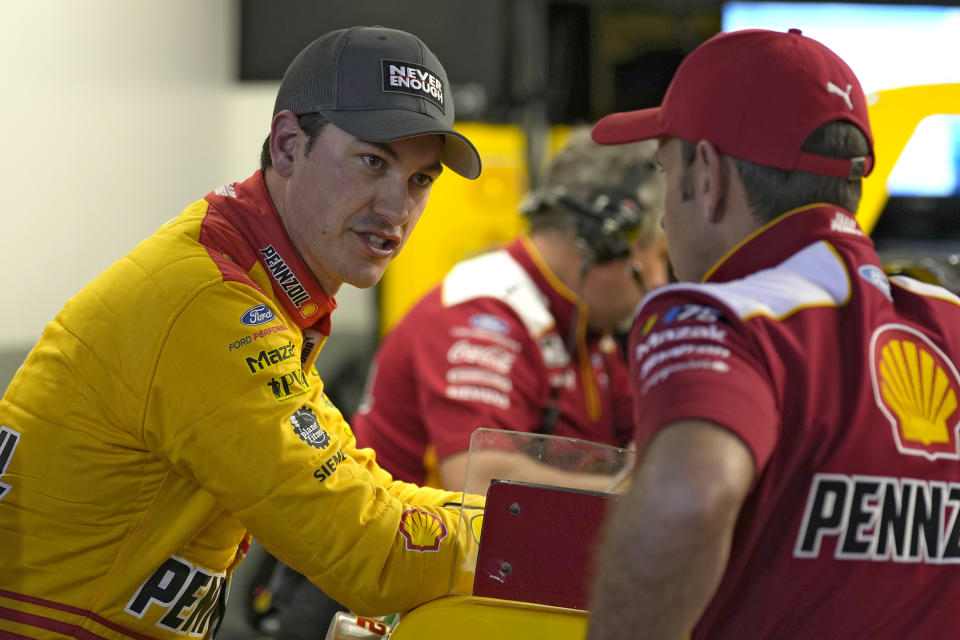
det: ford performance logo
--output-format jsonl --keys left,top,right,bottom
{"left": 241, "top": 304, "right": 277, "bottom": 326}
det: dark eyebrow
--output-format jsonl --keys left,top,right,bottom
{"left": 360, "top": 138, "right": 444, "bottom": 176}
{"left": 361, "top": 139, "right": 399, "bottom": 161}
{"left": 423, "top": 161, "right": 444, "bottom": 177}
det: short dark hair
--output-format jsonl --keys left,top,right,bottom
{"left": 681, "top": 121, "right": 869, "bottom": 223}
{"left": 260, "top": 113, "right": 329, "bottom": 171}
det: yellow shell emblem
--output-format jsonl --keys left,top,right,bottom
{"left": 872, "top": 325, "right": 960, "bottom": 460}
{"left": 300, "top": 302, "right": 319, "bottom": 318}
{"left": 399, "top": 508, "right": 448, "bottom": 552}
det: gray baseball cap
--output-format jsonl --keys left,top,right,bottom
{"left": 274, "top": 26, "right": 482, "bottom": 180}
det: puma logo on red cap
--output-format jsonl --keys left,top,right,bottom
{"left": 826, "top": 81, "right": 854, "bottom": 110}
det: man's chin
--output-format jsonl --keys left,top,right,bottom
{"left": 345, "top": 267, "right": 387, "bottom": 290}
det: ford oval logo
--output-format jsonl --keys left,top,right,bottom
{"left": 241, "top": 304, "right": 277, "bottom": 326}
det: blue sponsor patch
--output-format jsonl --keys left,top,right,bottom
{"left": 858, "top": 264, "right": 892, "bottom": 300}
{"left": 662, "top": 304, "right": 722, "bottom": 324}
{"left": 241, "top": 304, "right": 276, "bottom": 326}
{"left": 469, "top": 313, "right": 509, "bottom": 335}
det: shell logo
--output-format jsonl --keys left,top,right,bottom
{"left": 870, "top": 324, "right": 960, "bottom": 460}
{"left": 398, "top": 508, "right": 447, "bottom": 552}
{"left": 299, "top": 303, "right": 319, "bottom": 319}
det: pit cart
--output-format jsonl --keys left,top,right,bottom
{"left": 324, "top": 428, "right": 634, "bottom": 640}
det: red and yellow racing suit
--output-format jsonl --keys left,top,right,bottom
{"left": 0, "top": 171, "right": 472, "bottom": 640}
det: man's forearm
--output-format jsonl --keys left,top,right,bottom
{"left": 587, "top": 421, "right": 754, "bottom": 640}
{"left": 587, "top": 478, "right": 736, "bottom": 639}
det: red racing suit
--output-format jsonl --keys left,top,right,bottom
{"left": 628, "top": 204, "right": 960, "bottom": 639}
{"left": 0, "top": 172, "right": 474, "bottom": 640}
{"left": 352, "top": 237, "right": 635, "bottom": 486}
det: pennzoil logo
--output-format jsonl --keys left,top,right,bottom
{"left": 398, "top": 508, "right": 447, "bottom": 552}
{"left": 125, "top": 556, "right": 225, "bottom": 636}
{"left": 870, "top": 324, "right": 960, "bottom": 461}
{"left": 260, "top": 245, "right": 315, "bottom": 315}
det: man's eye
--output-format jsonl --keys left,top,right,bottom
{"left": 412, "top": 173, "right": 434, "bottom": 187}
{"left": 361, "top": 154, "right": 384, "bottom": 169}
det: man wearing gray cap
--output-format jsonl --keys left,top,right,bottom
{"left": 0, "top": 26, "right": 481, "bottom": 640}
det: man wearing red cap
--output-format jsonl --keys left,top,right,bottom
{"left": 588, "top": 28, "right": 960, "bottom": 639}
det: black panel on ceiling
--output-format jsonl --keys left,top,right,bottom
{"left": 546, "top": 2, "right": 592, "bottom": 122}
{"left": 613, "top": 49, "right": 684, "bottom": 112}
{"left": 240, "top": 0, "right": 509, "bottom": 119}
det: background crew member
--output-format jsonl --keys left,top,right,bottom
{"left": 352, "top": 126, "right": 667, "bottom": 491}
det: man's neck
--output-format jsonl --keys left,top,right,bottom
{"left": 528, "top": 231, "right": 585, "bottom": 292}
{"left": 263, "top": 168, "right": 285, "bottom": 221}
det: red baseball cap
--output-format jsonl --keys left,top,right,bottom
{"left": 592, "top": 28, "right": 874, "bottom": 179}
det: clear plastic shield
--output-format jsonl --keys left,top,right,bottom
{"left": 449, "top": 428, "right": 634, "bottom": 600}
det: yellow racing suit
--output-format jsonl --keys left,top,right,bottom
{"left": 0, "top": 171, "right": 472, "bottom": 639}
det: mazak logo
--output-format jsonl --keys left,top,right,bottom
{"left": 245, "top": 342, "right": 297, "bottom": 373}
{"left": 290, "top": 406, "right": 330, "bottom": 450}
{"left": 125, "top": 556, "right": 225, "bottom": 636}
{"left": 241, "top": 304, "right": 276, "bottom": 326}
{"left": 260, "top": 245, "right": 313, "bottom": 311}
{"left": 398, "top": 508, "right": 447, "bottom": 552}
{"left": 870, "top": 324, "right": 960, "bottom": 460}
{"left": 382, "top": 60, "right": 444, "bottom": 111}
{"left": 634, "top": 324, "right": 727, "bottom": 360}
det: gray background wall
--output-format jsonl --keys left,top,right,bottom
{"left": 0, "top": 0, "right": 376, "bottom": 397}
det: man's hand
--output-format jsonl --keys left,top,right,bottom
{"left": 587, "top": 420, "right": 754, "bottom": 640}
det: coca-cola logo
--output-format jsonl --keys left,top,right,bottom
{"left": 446, "top": 339, "right": 516, "bottom": 374}
{"left": 241, "top": 304, "right": 277, "bottom": 326}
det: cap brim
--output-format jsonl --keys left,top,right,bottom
{"left": 322, "top": 109, "right": 482, "bottom": 180}
{"left": 591, "top": 107, "right": 665, "bottom": 145}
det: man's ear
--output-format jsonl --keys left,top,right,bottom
{"left": 269, "top": 111, "right": 301, "bottom": 178}
{"left": 695, "top": 140, "right": 726, "bottom": 223}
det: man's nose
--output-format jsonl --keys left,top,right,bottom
{"left": 372, "top": 178, "right": 411, "bottom": 226}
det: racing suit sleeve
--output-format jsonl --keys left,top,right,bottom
{"left": 627, "top": 291, "right": 780, "bottom": 472}
{"left": 144, "top": 282, "right": 474, "bottom": 615}
{"left": 312, "top": 380, "right": 479, "bottom": 507}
